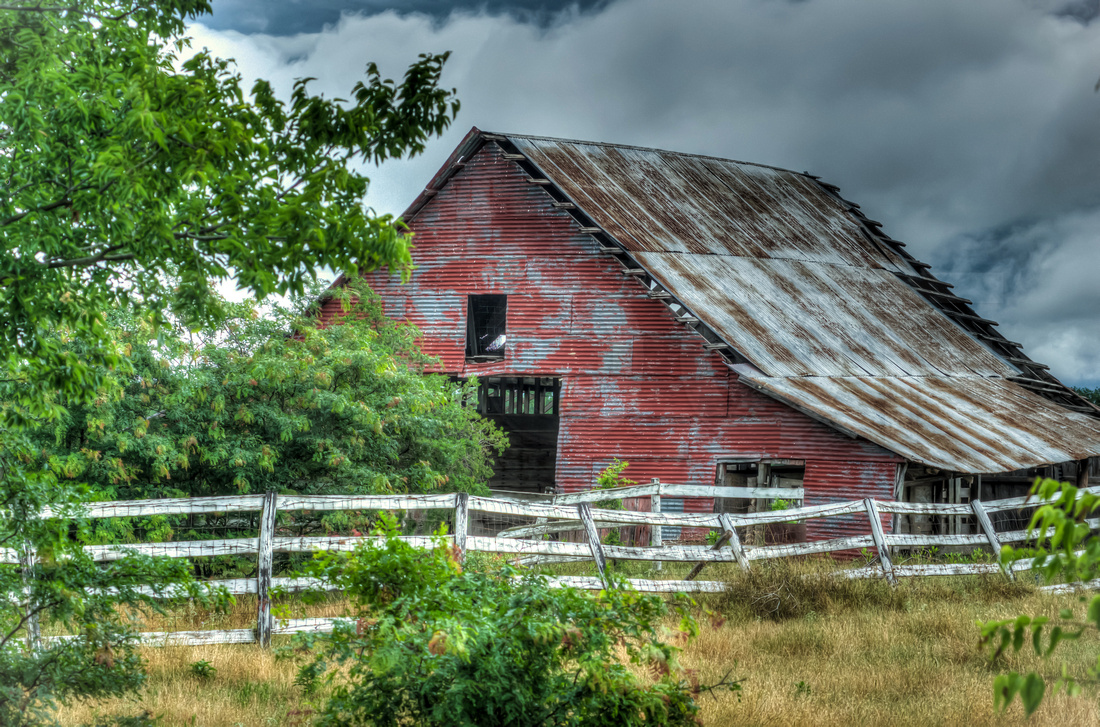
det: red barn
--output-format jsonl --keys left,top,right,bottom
{"left": 323, "top": 128, "right": 1100, "bottom": 541}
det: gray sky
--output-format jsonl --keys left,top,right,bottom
{"left": 193, "top": 0, "right": 1100, "bottom": 386}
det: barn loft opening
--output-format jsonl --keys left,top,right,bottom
{"left": 472, "top": 376, "right": 561, "bottom": 493}
{"left": 466, "top": 294, "right": 507, "bottom": 361}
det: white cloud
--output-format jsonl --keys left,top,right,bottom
{"left": 188, "top": 0, "right": 1100, "bottom": 384}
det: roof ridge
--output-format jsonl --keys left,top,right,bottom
{"left": 487, "top": 130, "right": 809, "bottom": 178}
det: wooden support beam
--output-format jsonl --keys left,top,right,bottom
{"left": 526, "top": 178, "right": 552, "bottom": 185}
{"left": 578, "top": 226, "right": 601, "bottom": 234}
{"left": 971, "top": 499, "right": 1013, "bottom": 581}
{"left": 895, "top": 272, "right": 954, "bottom": 288}
{"left": 621, "top": 268, "right": 647, "bottom": 276}
{"left": 702, "top": 342, "right": 729, "bottom": 350}
{"left": 598, "top": 246, "right": 623, "bottom": 255}
{"left": 916, "top": 289, "right": 973, "bottom": 305}
{"left": 943, "top": 310, "right": 999, "bottom": 326}
{"left": 454, "top": 492, "right": 469, "bottom": 566}
{"left": 577, "top": 503, "right": 609, "bottom": 587}
{"left": 685, "top": 529, "right": 733, "bottom": 581}
{"left": 977, "top": 333, "right": 1022, "bottom": 348}
{"left": 551, "top": 202, "right": 576, "bottom": 209}
{"left": 1007, "top": 377, "right": 1072, "bottom": 396}
{"left": 1078, "top": 459, "right": 1090, "bottom": 490}
{"left": 502, "top": 153, "right": 525, "bottom": 160}
{"left": 256, "top": 491, "right": 277, "bottom": 649}
{"left": 674, "top": 315, "right": 699, "bottom": 324}
{"left": 647, "top": 290, "right": 671, "bottom": 299}
{"left": 864, "top": 498, "right": 896, "bottom": 586}
{"left": 1006, "top": 357, "right": 1050, "bottom": 370}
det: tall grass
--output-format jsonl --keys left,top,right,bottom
{"left": 55, "top": 562, "right": 1099, "bottom": 726}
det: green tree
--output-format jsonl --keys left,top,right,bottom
{"left": 979, "top": 478, "right": 1100, "bottom": 717}
{"left": 290, "top": 515, "right": 718, "bottom": 727}
{"left": 1072, "top": 387, "right": 1100, "bottom": 408}
{"left": 1, "top": 0, "right": 457, "bottom": 406}
{"left": 26, "top": 280, "right": 505, "bottom": 545}
{"left": 0, "top": 0, "right": 459, "bottom": 722}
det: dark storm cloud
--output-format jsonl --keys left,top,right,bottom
{"left": 189, "top": 0, "right": 1100, "bottom": 385}
{"left": 205, "top": 0, "right": 611, "bottom": 35}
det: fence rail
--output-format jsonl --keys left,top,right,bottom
{"left": 14, "top": 482, "right": 1099, "bottom": 650}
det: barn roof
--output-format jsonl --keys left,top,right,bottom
{"left": 401, "top": 128, "right": 1100, "bottom": 473}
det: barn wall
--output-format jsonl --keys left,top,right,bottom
{"left": 319, "top": 142, "right": 902, "bottom": 538}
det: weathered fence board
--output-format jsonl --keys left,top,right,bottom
{"left": 41, "top": 495, "right": 266, "bottom": 520}
{"left": 276, "top": 493, "right": 456, "bottom": 512}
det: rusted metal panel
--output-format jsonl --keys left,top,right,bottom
{"left": 629, "top": 252, "right": 1016, "bottom": 379}
{"left": 743, "top": 374, "right": 1100, "bottom": 473}
{"left": 466, "top": 337, "right": 634, "bottom": 377}
{"left": 569, "top": 295, "right": 682, "bottom": 335}
{"left": 510, "top": 136, "right": 909, "bottom": 270}
{"left": 802, "top": 460, "right": 897, "bottom": 543}
{"left": 631, "top": 336, "right": 729, "bottom": 377}
{"left": 504, "top": 294, "right": 572, "bottom": 332}
{"left": 561, "top": 375, "right": 729, "bottom": 418}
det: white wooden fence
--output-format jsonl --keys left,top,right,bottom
{"left": 10, "top": 482, "right": 1097, "bottom": 649}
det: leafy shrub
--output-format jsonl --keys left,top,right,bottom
{"left": 980, "top": 477, "right": 1100, "bottom": 717}
{"left": 289, "top": 515, "right": 713, "bottom": 726}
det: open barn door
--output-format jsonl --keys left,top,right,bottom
{"left": 476, "top": 376, "right": 561, "bottom": 494}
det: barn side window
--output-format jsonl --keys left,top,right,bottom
{"left": 467, "top": 294, "right": 507, "bottom": 361}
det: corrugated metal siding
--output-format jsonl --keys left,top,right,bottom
{"left": 802, "top": 460, "right": 897, "bottom": 542}
{"left": 340, "top": 142, "right": 901, "bottom": 548}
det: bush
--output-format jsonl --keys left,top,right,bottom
{"left": 716, "top": 559, "right": 907, "bottom": 621}
{"left": 289, "top": 516, "right": 713, "bottom": 726}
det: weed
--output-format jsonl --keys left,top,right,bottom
{"left": 189, "top": 660, "right": 216, "bottom": 680}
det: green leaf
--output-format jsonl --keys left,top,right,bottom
{"left": 1021, "top": 673, "right": 1045, "bottom": 718}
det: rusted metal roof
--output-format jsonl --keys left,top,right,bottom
{"left": 479, "top": 131, "right": 1100, "bottom": 473}
{"left": 739, "top": 373, "right": 1100, "bottom": 473}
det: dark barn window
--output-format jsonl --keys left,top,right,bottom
{"left": 456, "top": 376, "right": 561, "bottom": 493}
{"left": 466, "top": 294, "right": 507, "bottom": 361}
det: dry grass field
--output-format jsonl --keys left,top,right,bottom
{"left": 54, "top": 561, "right": 1100, "bottom": 726}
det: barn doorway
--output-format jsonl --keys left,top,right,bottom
{"left": 474, "top": 376, "right": 561, "bottom": 494}
{"left": 713, "top": 459, "right": 806, "bottom": 545}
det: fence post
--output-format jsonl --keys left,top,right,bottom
{"left": 650, "top": 479, "right": 662, "bottom": 572}
{"left": 684, "top": 528, "right": 733, "bottom": 581}
{"left": 864, "top": 498, "right": 897, "bottom": 586}
{"left": 971, "top": 499, "right": 1014, "bottom": 582}
{"left": 454, "top": 492, "right": 469, "bottom": 566}
{"left": 19, "top": 541, "right": 40, "bottom": 652}
{"left": 719, "top": 513, "right": 750, "bottom": 572}
{"left": 577, "top": 503, "right": 609, "bottom": 588}
{"left": 256, "top": 491, "right": 278, "bottom": 649}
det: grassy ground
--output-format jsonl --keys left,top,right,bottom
{"left": 55, "top": 561, "right": 1100, "bottom": 726}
